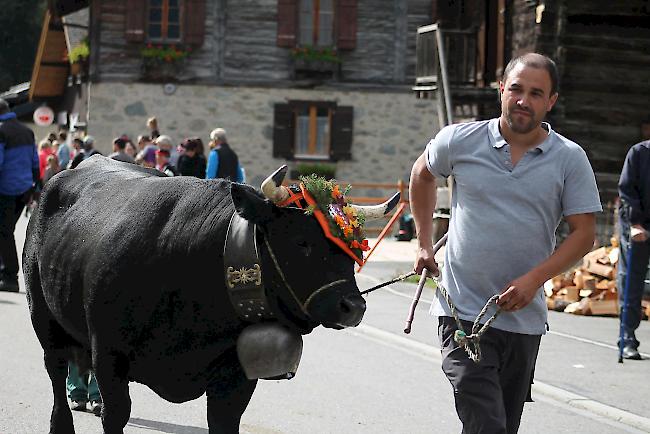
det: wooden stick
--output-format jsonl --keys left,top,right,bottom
{"left": 402, "top": 233, "right": 448, "bottom": 334}
{"left": 404, "top": 268, "right": 428, "bottom": 334}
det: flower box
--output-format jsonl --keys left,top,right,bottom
{"left": 141, "top": 58, "right": 185, "bottom": 82}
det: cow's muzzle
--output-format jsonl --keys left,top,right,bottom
{"left": 304, "top": 282, "right": 366, "bottom": 329}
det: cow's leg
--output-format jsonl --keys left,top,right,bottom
{"left": 206, "top": 349, "right": 257, "bottom": 434}
{"left": 44, "top": 350, "right": 75, "bottom": 434}
{"left": 92, "top": 350, "right": 131, "bottom": 434}
{"left": 26, "top": 262, "right": 75, "bottom": 434}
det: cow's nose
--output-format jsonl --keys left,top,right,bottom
{"left": 338, "top": 294, "right": 366, "bottom": 327}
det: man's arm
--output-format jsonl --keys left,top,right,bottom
{"left": 498, "top": 212, "right": 596, "bottom": 311}
{"left": 410, "top": 152, "right": 439, "bottom": 275}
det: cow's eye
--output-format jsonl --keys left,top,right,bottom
{"left": 296, "top": 240, "right": 312, "bottom": 256}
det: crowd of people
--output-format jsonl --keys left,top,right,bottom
{"left": 32, "top": 116, "right": 244, "bottom": 189}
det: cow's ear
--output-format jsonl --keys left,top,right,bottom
{"left": 231, "top": 183, "right": 274, "bottom": 224}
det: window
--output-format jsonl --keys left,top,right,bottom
{"left": 294, "top": 105, "right": 331, "bottom": 158}
{"left": 147, "top": 0, "right": 182, "bottom": 42}
{"left": 273, "top": 101, "right": 353, "bottom": 161}
{"left": 299, "top": 0, "right": 334, "bottom": 47}
{"left": 277, "top": 0, "right": 357, "bottom": 50}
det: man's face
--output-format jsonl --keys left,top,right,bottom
{"left": 499, "top": 63, "right": 558, "bottom": 134}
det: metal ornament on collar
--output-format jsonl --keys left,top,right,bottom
{"left": 223, "top": 213, "right": 274, "bottom": 321}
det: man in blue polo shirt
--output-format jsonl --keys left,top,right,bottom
{"left": 410, "top": 53, "right": 601, "bottom": 433}
{"left": 0, "top": 98, "right": 40, "bottom": 292}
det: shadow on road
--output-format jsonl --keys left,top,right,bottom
{"left": 0, "top": 299, "right": 19, "bottom": 305}
{"left": 127, "top": 417, "right": 208, "bottom": 433}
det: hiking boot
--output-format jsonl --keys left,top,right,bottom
{"left": 70, "top": 400, "right": 87, "bottom": 411}
{"left": 89, "top": 400, "right": 102, "bottom": 416}
{"left": 623, "top": 345, "right": 642, "bottom": 360}
{"left": 0, "top": 278, "right": 19, "bottom": 292}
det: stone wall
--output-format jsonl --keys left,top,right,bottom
{"left": 87, "top": 82, "right": 438, "bottom": 193}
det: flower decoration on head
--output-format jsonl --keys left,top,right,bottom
{"left": 300, "top": 174, "right": 370, "bottom": 260}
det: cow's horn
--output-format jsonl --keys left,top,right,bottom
{"left": 261, "top": 165, "right": 290, "bottom": 203}
{"left": 350, "top": 192, "right": 401, "bottom": 221}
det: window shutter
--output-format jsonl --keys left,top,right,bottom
{"left": 330, "top": 106, "right": 353, "bottom": 161}
{"left": 277, "top": 0, "right": 297, "bottom": 47}
{"left": 273, "top": 103, "right": 294, "bottom": 159}
{"left": 125, "top": 1, "right": 147, "bottom": 42}
{"left": 336, "top": 0, "right": 357, "bottom": 50}
{"left": 184, "top": 0, "right": 207, "bottom": 46}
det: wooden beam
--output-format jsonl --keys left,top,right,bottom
{"left": 29, "top": 10, "right": 51, "bottom": 101}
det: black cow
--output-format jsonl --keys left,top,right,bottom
{"left": 24, "top": 156, "right": 397, "bottom": 434}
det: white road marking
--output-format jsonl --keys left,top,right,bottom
{"left": 358, "top": 273, "right": 650, "bottom": 358}
{"left": 348, "top": 323, "right": 650, "bottom": 434}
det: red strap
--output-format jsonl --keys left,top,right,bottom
{"left": 277, "top": 188, "right": 304, "bottom": 208}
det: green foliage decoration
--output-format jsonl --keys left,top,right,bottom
{"left": 290, "top": 46, "right": 341, "bottom": 63}
{"left": 300, "top": 174, "right": 368, "bottom": 258}
{"left": 68, "top": 40, "right": 89, "bottom": 64}
{"left": 141, "top": 43, "right": 190, "bottom": 63}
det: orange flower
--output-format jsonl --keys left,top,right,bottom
{"left": 343, "top": 226, "right": 353, "bottom": 237}
{"left": 334, "top": 214, "right": 345, "bottom": 228}
{"left": 331, "top": 184, "right": 341, "bottom": 199}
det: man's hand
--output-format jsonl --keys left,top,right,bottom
{"left": 413, "top": 246, "right": 439, "bottom": 278}
{"left": 497, "top": 272, "right": 542, "bottom": 312}
{"left": 631, "top": 224, "right": 648, "bottom": 242}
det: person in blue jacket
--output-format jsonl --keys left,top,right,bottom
{"left": 206, "top": 128, "right": 245, "bottom": 182}
{"left": 0, "top": 98, "right": 39, "bottom": 292}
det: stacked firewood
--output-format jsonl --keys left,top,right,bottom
{"left": 545, "top": 240, "right": 621, "bottom": 316}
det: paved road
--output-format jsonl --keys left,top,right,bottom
{"left": 1, "top": 217, "right": 649, "bottom": 433}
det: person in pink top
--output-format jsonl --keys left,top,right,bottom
{"left": 38, "top": 139, "right": 56, "bottom": 181}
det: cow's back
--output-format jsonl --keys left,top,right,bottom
{"left": 25, "top": 156, "right": 243, "bottom": 400}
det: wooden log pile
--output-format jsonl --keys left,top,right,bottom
{"left": 545, "top": 239, "right": 650, "bottom": 318}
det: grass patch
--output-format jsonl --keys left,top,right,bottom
{"left": 404, "top": 274, "right": 438, "bottom": 290}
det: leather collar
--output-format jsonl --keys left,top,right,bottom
{"left": 223, "top": 213, "right": 275, "bottom": 321}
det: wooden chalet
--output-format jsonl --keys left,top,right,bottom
{"left": 415, "top": 0, "right": 650, "bottom": 203}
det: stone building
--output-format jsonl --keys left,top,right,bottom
{"left": 30, "top": 0, "right": 440, "bottom": 189}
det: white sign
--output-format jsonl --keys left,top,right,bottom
{"left": 33, "top": 106, "right": 55, "bottom": 127}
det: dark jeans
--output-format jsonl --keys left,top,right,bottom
{"left": 0, "top": 194, "right": 26, "bottom": 280}
{"left": 616, "top": 213, "right": 648, "bottom": 349}
{"left": 438, "top": 317, "right": 541, "bottom": 434}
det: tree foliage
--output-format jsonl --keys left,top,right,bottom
{"left": 0, "top": 0, "right": 47, "bottom": 92}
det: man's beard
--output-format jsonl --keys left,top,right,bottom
{"left": 506, "top": 108, "right": 537, "bottom": 134}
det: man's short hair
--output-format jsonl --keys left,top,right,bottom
{"left": 502, "top": 53, "right": 559, "bottom": 96}
{"left": 137, "top": 134, "right": 150, "bottom": 143}
{"left": 0, "top": 98, "right": 9, "bottom": 115}
{"left": 210, "top": 128, "right": 227, "bottom": 142}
